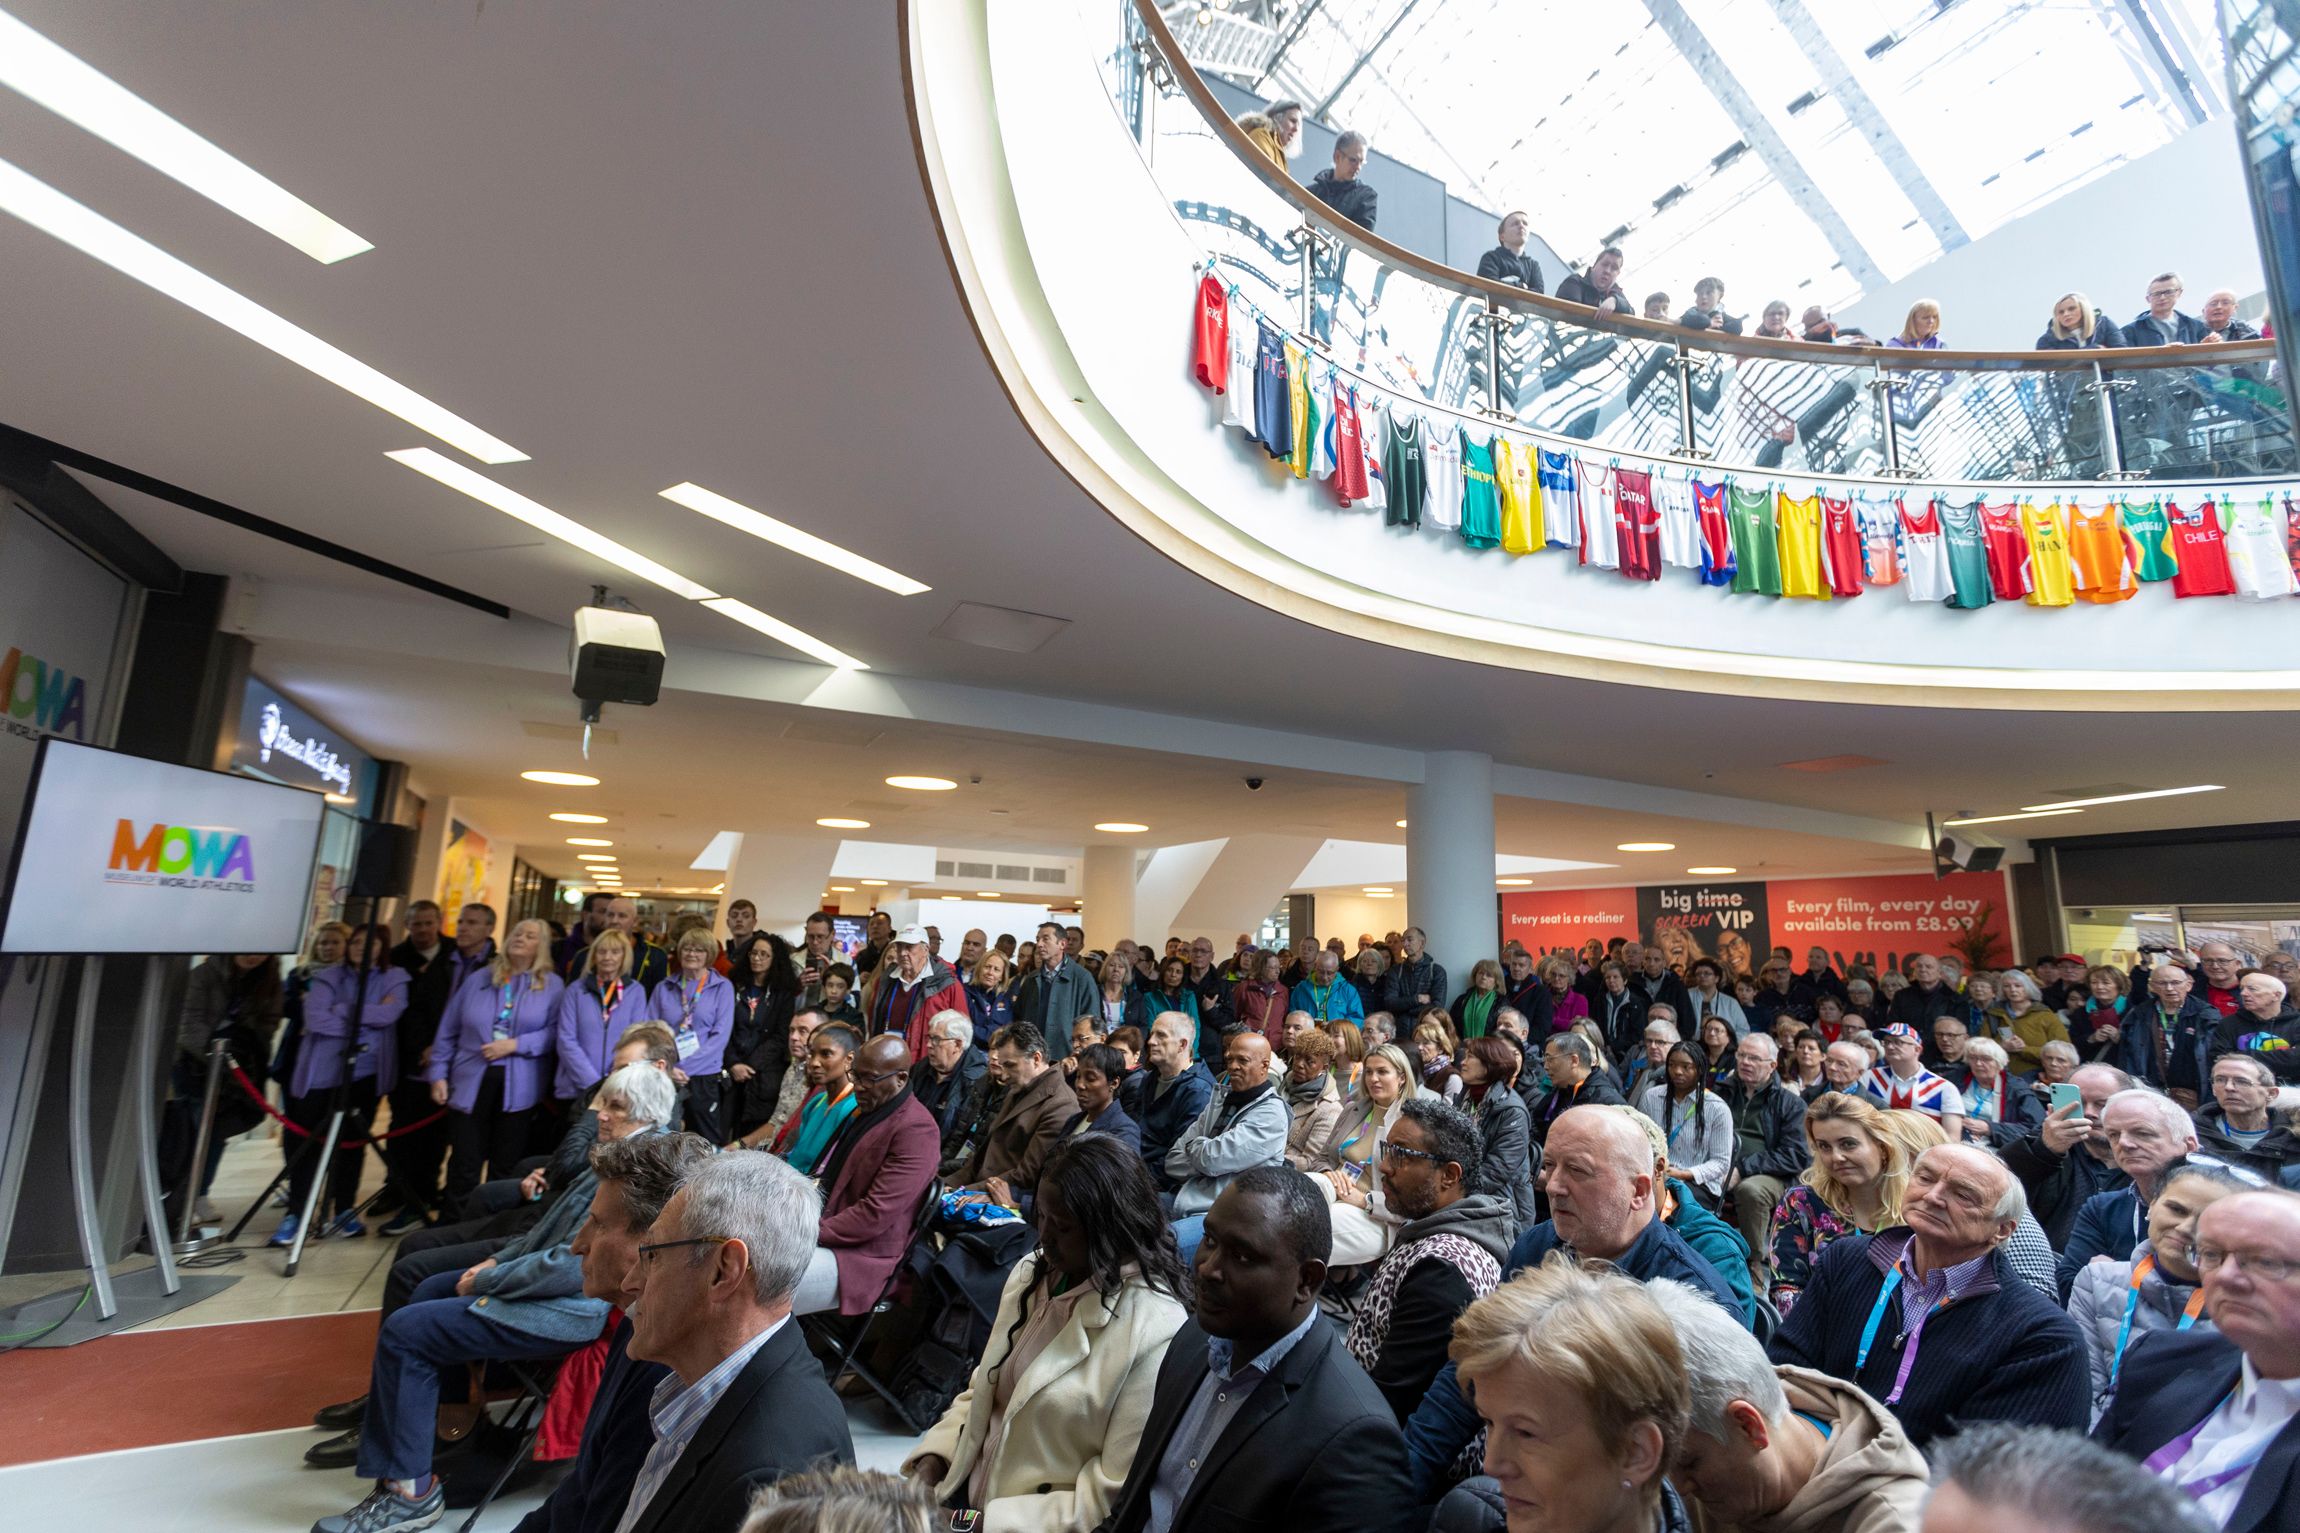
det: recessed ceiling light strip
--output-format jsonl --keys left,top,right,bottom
{"left": 661, "top": 482, "right": 930, "bottom": 595}
{"left": 701, "top": 598, "right": 867, "bottom": 671}
{"left": 2017, "top": 785, "right": 2224, "bottom": 812}
{"left": 0, "top": 10, "right": 373, "bottom": 263}
{"left": 0, "top": 159, "right": 521, "bottom": 461}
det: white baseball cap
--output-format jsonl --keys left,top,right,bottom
{"left": 896, "top": 924, "right": 931, "bottom": 946}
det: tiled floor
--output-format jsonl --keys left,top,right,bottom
{"left": 0, "top": 1131, "right": 922, "bottom": 1525}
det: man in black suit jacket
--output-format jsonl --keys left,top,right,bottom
{"left": 1095, "top": 1166, "right": 1414, "bottom": 1533}
{"left": 2094, "top": 1190, "right": 2300, "bottom": 1533}
{"left": 614, "top": 1151, "right": 852, "bottom": 1533}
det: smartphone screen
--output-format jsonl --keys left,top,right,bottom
{"left": 2049, "top": 1082, "right": 2084, "bottom": 1117}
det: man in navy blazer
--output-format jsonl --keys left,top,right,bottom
{"left": 1094, "top": 1167, "right": 1415, "bottom": 1533}
{"left": 512, "top": 1131, "right": 708, "bottom": 1533}
{"left": 2095, "top": 1189, "right": 2300, "bottom": 1533}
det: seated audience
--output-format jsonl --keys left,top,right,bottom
{"left": 511, "top": 1130, "right": 710, "bottom": 1533}
{"left": 793, "top": 1034, "right": 939, "bottom": 1317}
{"left": 958, "top": 1022, "right": 1080, "bottom": 1202}
{"left": 1093, "top": 1167, "right": 1415, "bottom": 1533}
{"left": 1768, "top": 1144, "right": 2090, "bottom": 1447}
{"left": 2092, "top": 1188, "right": 2300, "bottom": 1529}
{"left": 1059, "top": 1040, "right": 1141, "bottom": 1154}
{"left": 1130, "top": 1011, "right": 1215, "bottom": 1190}
{"left": 1305, "top": 1041, "right": 1424, "bottom": 1266}
{"left": 1723, "top": 1033, "right": 1813, "bottom": 1288}
{"left": 1861, "top": 1024, "right": 1966, "bottom": 1136}
{"left": 1346, "top": 1099, "right": 1511, "bottom": 1424}
{"left": 1544, "top": 955, "right": 1593, "bottom": 1031}
{"left": 1768, "top": 1093, "right": 1918, "bottom": 1316}
{"left": 1927, "top": 1016, "right": 1974, "bottom": 1087}
{"left": 767, "top": 1022, "right": 860, "bottom": 1175}
{"left": 2068, "top": 1157, "right": 2259, "bottom": 1419}
{"left": 1923, "top": 1421, "right": 2214, "bottom": 1533}
{"left": 1636, "top": 1041, "right": 1734, "bottom": 1208}
{"left": 909, "top": 1009, "right": 986, "bottom": 1144}
{"left": 2197, "top": 1052, "right": 2300, "bottom": 1181}
{"left": 1460, "top": 1036, "right": 1537, "bottom": 1230}
{"left": 1599, "top": 968, "right": 1654, "bottom": 1063}
{"left": 906, "top": 1137, "right": 1188, "bottom": 1530}
{"left": 1535, "top": 1030, "right": 1626, "bottom": 1144}
{"left": 1618, "top": 1107, "right": 1757, "bottom": 1325}
{"left": 1432, "top": 1259, "right": 1694, "bottom": 1533}
{"left": 312, "top": 1061, "right": 678, "bottom": 1522}
{"left": 1416, "top": 1015, "right": 1466, "bottom": 1103}
{"left": 1167, "top": 1031, "right": 1287, "bottom": 1224}
{"left": 1645, "top": 1277, "right": 1928, "bottom": 1533}
{"left": 1623, "top": 1016, "right": 1681, "bottom": 1099}
{"left": 1282, "top": 1030, "right": 1343, "bottom": 1168}
{"left": 1955, "top": 1037, "right": 2043, "bottom": 1149}
{"left": 742, "top": 1468, "right": 938, "bottom": 1533}
{"left": 1404, "top": 1104, "right": 1742, "bottom": 1497}
{"left": 2056, "top": 1088, "right": 2200, "bottom": 1300}
{"left": 1698, "top": 1013, "right": 1743, "bottom": 1091}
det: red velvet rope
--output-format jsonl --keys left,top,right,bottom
{"left": 227, "top": 1065, "right": 448, "bottom": 1147}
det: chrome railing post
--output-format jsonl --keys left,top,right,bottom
{"left": 1296, "top": 217, "right": 1318, "bottom": 339}
{"left": 2093, "top": 360, "right": 2126, "bottom": 477}
{"left": 1482, "top": 306, "right": 1507, "bottom": 419}
{"left": 1673, "top": 344, "right": 1700, "bottom": 458}
{"left": 1870, "top": 363, "right": 1905, "bottom": 475}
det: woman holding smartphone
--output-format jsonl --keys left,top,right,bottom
{"left": 904, "top": 1135, "right": 1187, "bottom": 1531}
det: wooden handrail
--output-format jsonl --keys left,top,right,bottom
{"left": 1130, "top": 0, "right": 2276, "bottom": 376}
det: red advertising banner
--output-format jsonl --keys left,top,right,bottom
{"left": 1500, "top": 870, "right": 2012, "bottom": 973}
{"left": 1766, "top": 871, "right": 2014, "bottom": 974}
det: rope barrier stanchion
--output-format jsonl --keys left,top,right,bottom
{"left": 224, "top": 1065, "right": 447, "bottom": 1146}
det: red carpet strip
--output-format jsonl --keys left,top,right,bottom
{"left": 0, "top": 1310, "right": 377, "bottom": 1464}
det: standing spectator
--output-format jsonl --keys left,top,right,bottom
{"left": 2093, "top": 1189, "right": 2300, "bottom": 1527}
{"left": 553, "top": 891, "right": 611, "bottom": 977}
{"left": 1557, "top": 245, "right": 1635, "bottom": 314}
{"left": 1132, "top": 1012, "right": 1216, "bottom": 1192}
{"left": 1594, "top": 960, "right": 1649, "bottom": 1058}
{"left": 1643, "top": 290, "right": 1674, "bottom": 321}
{"left": 1890, "top": 956, "right": 1963, "bottom": 1031}
{"left": 2055, "top": 1090, "right": 2200, "bottom": 1299}
{"left": 2066, "top": 1158, "right": 2257, "bottom": 1417}
{"left": 2125, "top": 272, "right": 2208, "bottom": 346}
{"left": 1637, "top": 946, "right": 1697, "bottom": 1023}
{"left": 167, "top": 950, "right": 286, "bottom": 1224}
{"left": 2128, "top": 960, "right": 2220, "bottom": 1105}
{"left": 1888, "top": 300, "right": 1944, "bottom": 348}
{"left": 1348, "top": 1100, "right": 1510, "bottom": 1424}
{"left": 2036, "top": 293, "right": 2128, "bottom": 349}
{"left": 1452, "top": 958, "right": 1504, "bottom": 1041}
{"left": 1459, "top": 1036, "right": 1537, "bottom": 1230}
{"left": 2196, "top": 1053, "right": 2300, "bottom": 1181}
{"left": 2193, "top": 943, "right": 2248, "bottom": 1018}
{"left": 2068, "top": 966, "right": 2134, "bottom": 1062}
{"left": 905, "top": 1137, "right": 1188, "bottom": 1530}
{"left": 380, "top": 900, "right": 473, "bottom": 1233}
{"left": 1685, "top": 958, "right": 1749, "bottom": 1037}
{"left": 2214, "top": 972, "right": 2300, "bottom": 1083}
{"left": 1801, "top": 305, "right": 1874, "bottom": 344}
{"left": 653, "top": 928, "right": 737, "bottom": 1143}
{"left": 1307, "top": 130, "right": 1378, "bottom": 231}
{"left": 1233, "top": 949, "right": 1289, "bottom": 1045}
{"left": 1475, "top": 210, "right": 1544, "bottom": 292}
{"left": 1997, "top": 970, "right": 2072, "bottom": 1075}
{"left": 1680, "top": 276, "right": 1743, "bottom": 334}
{"left": 868, "top": 925, "right": 968, "bottom": 1064}
{"left": 1922, "top": 1422, "right": 2217, "bottom": 1533}
{"left": 2201, "top": 287, "right": 2260, "bottom": 342}
{"left": 718, "top": 899, "right": 761, "bottom": 977}
{"left": 1183, "top": 936, "right": 1232, "bottom": 1039}
{"left": 601, "top": 897, "right": 667, "bottom": 989}
{"left": 554, "top": 929, "right": 650, "bottom": 1105}
{"left": 1094, "top": 1169, "right": 1415, "bottom": 1533}
{"left": 427, "top": 917, "right": 563, "bottom": 1212}
{"left": 1094, "top": 951, "right": 1148, "bottom": 1038}
{"left": 278, "top": 926, "right": 409, "bottom": 1244}
{"left": 1637, "top": 1040, "right": 1735, "bottom": 1209}
{"left": 794, "top": 910, "right": 839, "bottom": 1009}
{"left": 1382, "top": 925, "right": 1448, "bottom": 1014}
{"left": 1723, "top": 1034, "right": 1811, "bottom": 1288}
{"left": 1237, "top": 98, "right": 1301, "bottom": 170}
{"left": 1014, "top": 922, "right": 1098, "bottom": 1044}
{"left": 852, "top": 910, "right": 895, "bottom": 981}
{"left": 963, "top": 947, "right": 1014, "bottom": 1052}
{"left": 1752, "top": 301, "right": 1796, "bottom": 339}
{"left": 1645, "top": 1278, "right": 1929, "bottom": 1533}
{"left": 726, "top": 932, "right": 799, "bottom": 1129}
{"left": 1543, "top": 955, "right": 1593, "bottom": 1033}
{"left": 1293, "top": 949, "right": 1366, "bottom": 1024}
{"left": 1767, "top": 1144, "right": 2090, "bottom": 1448}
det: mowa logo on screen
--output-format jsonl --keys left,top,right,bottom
{"left": 0, "top": 645, "right": 88, "bottom": 743}
{"left": 106, "top": 819, "right": 256, "bottom": 892}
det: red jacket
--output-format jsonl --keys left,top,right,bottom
{"left": 872, "top": 961, "right": 969, "bottom": 1059}
{"left": 818, "top": 1092, "right": 941, "bottom": 1315}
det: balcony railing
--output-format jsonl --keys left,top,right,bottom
{"left": 1106, "top": 0, "right": 2292, "bottom": 486}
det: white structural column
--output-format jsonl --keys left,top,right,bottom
{"left": 1406, "top": 751, "right": 1497, "bottom": 1002}
{"left": 1081, "top": 844, "right": 1140, "bottom": 952}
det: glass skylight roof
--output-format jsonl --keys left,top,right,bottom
{"left": 1222, "top": 0, "right": 2227, "bottom": 311}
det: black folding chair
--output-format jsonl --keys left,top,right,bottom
{"left": 801, "top": 1177, "right": 944, "bottom": 1431}
{"left": 449, "top": 1356, "right": 562, "bottom": 1530}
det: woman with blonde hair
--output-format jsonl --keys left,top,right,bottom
{"left": 1764, "top": 1092, "right": 1914, "bottom": 1315}
{"left": 1414, "top": 1015, "right": 1465, "bottom": 1103}
{"left": 1326, "top": 1017, "right": 1366, "bottom": 1098}
{"left": 652, "top": 924, "right": 737, "bottom": 1141}
{"left": 1441, "top": 1257, "right": 1692, "bottom": 1533}
{"left": 2036, "top": 291, "right": 2127, "bottom": 350}
{"left": 1306, "top": 1041, "right": 1426, "bottom": 1265}
{"left": 552, "top": 927, "right": 649, "bottom": 1101}
{"left": 1890, "top": 298, "right": 1944, "bottom": 347}
{"left": 426, "top": 916, "right": 563, "bottom": 1208}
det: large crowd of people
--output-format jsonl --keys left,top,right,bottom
{"left": 176, "top": 893, "right": 2300, "bottom": 1532}
{"left": 1230, "top": 97, "right": 2267, "bottom": 357}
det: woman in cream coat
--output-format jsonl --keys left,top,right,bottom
{"left": 905, "top": 1135, "right": 1188, "bottom": 1532}
{"left": 1302, "top": 1042, "right": 1432, "bottom": 1266}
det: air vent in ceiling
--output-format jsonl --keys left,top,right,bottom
{"left": 956, "top": 860, "right": 994, "bottom": 880}
{"left": 1778, "top": 754, "right": 1889, "bottom": 773}
{"left": 1032, "top": 867, "right": 1067, "bottom": 884}
{"left": 995, "top": 864, "right": 1030, "bottom": 881}
{"left": 935, "top": 860, "right": 954, "bottom": 877}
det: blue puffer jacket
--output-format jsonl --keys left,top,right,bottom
{"left": 462, "top": 1126, "right": 667, "bottom": 1342}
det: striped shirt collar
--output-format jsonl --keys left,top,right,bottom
{"left": 613, "top": 1316, "right": 788, "bottom": 1533}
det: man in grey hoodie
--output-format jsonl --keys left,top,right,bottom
{"left": 1345, "top": 1098, "right": 1513, "bottom": 1424}
{"left": 1648, "top": 1277, "right": 1927, "bottom": 1533}
{"left": 1165, "top": 1031, "right": 1288, "bottom": 1216}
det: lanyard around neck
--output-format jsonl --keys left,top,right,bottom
{"left": 2111, "top": 1252, "right": 2206, "bottom": 1386}
{"left": 1855, "top": 1259, "right": 1958, "bottom": 1405}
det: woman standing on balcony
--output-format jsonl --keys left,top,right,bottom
{"left": 1236, "top": 98, "right": 1300, "bottom": 170}
{"left": 2037, "top": 292, "right": 2128, "bottom": 349}
{"left": 1889, "top": 299, "right": 1945, "bottom": 348}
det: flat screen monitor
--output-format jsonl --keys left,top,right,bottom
{"left": 0, "top": 737, "right": 327, "bottom": 956}
{"left": 831, "top": 914, "right": 867, "bottom": 960}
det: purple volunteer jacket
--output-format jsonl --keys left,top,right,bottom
{"left": 291, "top": 963, "right": 410, "bottom": 1099}
{"left": 554, "top": 975, "right": 651, "bottom": 1100}
{"left": 649, "top": 970, "right": 735, "bottom": 1074}
{"left": 427, "top": 967, "right": 566, "bottom": 1112}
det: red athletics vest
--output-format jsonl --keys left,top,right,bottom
{"left": 1980, "top": 501, "right": 2031, "bottom": 600}
{"left": 1616, "top": 467, "right": 1661, "bottom": 581}
{"left": 2168, "top": 499, "right": 2236, "bottom": 598}
{"left": 1192, "top": 273, "right": 1229, "bottom": 392}
{"left": 1821, "top": 493, "right": 1865, "bottom": 597}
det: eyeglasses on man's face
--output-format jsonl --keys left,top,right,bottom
{"left": 636, "top": 1235, "right": 729, "bottom": 1266}
{"left": 1379, "top": 1142, "right": 1440, "bottom": 1166}
{"left": 2184, "top": 1243, "right": 2299, "bottom": 1283}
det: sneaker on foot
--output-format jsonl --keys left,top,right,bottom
{"left": 267, "top": 1214, "right": 302, "bottom": 1248}
{"left": 311, "top": 1481, "right": 443, "bottom": 1533}
{"left": 193, "top": 1196, "right": 220, "bottom": 1224}
{"left": 326, "top": 1212, "right": 367, "bottom": 1240}
{"left": 313, "top": 1394, "right": 367, "bottom": 1430}
{"left": 379, "top": 1207, "right": 429, "bottom": 1238}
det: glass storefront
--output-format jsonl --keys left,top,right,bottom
{"left": 2063, "top": 903, "right": 2300, "bottom": 969}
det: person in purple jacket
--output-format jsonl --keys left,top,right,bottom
{"left": 428, "top": 918, "right": 564, "bottom": 1209}
{"left": 652, "top": 926, "right": 737, "bottom": 1142}
{"left": 553, "top": 928, "right": 649, "bottom": 1104}
{"left": 274, "top": 923, "right": 409, "bottom": 1246}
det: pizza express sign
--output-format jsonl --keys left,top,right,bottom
{"left": 233, "top": 677, "right": 369, "bottom": 801}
